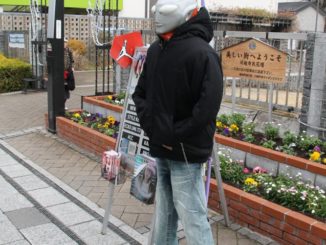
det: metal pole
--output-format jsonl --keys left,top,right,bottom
{"left": 268, "top": 84, "right": 274, "bottom": 123}
{"left": 101, "top": 182, "right": 115, "bottom": 234}
{"left": 147, "top": 205, "right": 156, "bottom": 245}
{"left": 232, "top": 78, "right": 236, "bottom": 113}
{"left": 315, "top": 0, "right": 320, "bottom": 32}
{"left": 212, "top": 142, "right": 230, "bottom": 227}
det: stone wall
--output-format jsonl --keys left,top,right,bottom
{"left": 300, "top": 32, "right": 326, "bottom": 139}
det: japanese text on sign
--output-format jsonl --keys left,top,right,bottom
{"left": 221, "top": 39, "right": 287, "bottom": 83}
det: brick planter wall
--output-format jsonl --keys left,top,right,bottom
{"left": 208, "top": 182, "right": 326, "bottom": 245}
{"left": 215, "top": 134, "right": 326, "bottom": 190}
{"left": 56, "top": 116, "right": 116, "bottom": 156}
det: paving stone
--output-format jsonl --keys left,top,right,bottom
{"left": 135, "top": 226, "right": 150, "bottom": 234}
{"left": 14, "top": 175, "right": 49, "bottom": 191}
{"left": 86, "top": 192, "right": 103, "bottom": 203}
{"left": 218, "top": 228, "right": 237, "bottom": 245}
{"left": 0, "top": 155, "right": 19, "bottom": 167}
{"left": 5, "top": 207, "right": 50, "bottom": 229}
{"left": 0, "top": 176, "right": 18, "bottom": 195}
{"left": 137, "top": 213, "right": 152, "bottom": 223}
{"left": 120, "top": 213, "right": 138, "bottom": 227}
{"left": 47, "top": 202, "right": 94, "bottom": 227}
{"left": 77, "top": 186, "right": 93, "bottom": 196}
{"left": 20, "top": 223, "right": 77, "bottom": 245}
{"left": 0, "top": 217, "right": 24, "bottom": 244}
{"left": 123, "top": 204, "right": 154, "bottom": 213}
{"left": 0, "top": 193, "right": 33, "bottom": 212}
{"left": 230, "top": 223, "right": 242, "bottom": 231}
{"left": 0, "top": 149, "right": 6, "bottom": 155}
{"left": 4, "top": 240, "right": 31, "bottom": 245}
{"left": 238, "top": 239, "right": 259, "bottom": 245}
{"left": 70, "top": 220, "right": 125, "bottom": 244}
{"left": 0, "top": 165, "right": 32, "bottom": 178}
{"left": 28, "top": 187, "right": 70, "bottom": 207}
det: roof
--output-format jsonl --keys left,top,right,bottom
{"left": 278, "top": 1, "right": 326, "bottom": 16}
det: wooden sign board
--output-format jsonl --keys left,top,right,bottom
{"left": 221, "top": 38, "right": 287, "bottom": 83}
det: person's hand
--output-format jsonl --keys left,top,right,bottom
{"left": 162, "top": 144, "right": 173, "bottom": 151}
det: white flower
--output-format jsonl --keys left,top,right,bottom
{"left": 300, "top": 197, "right": 306, "bottom": 200}
{"left": 312, "top": 210, "right": 315, "bottom": 214}
{"left": 296, "top": 172, "right": 302, "bottom": 176}
{"left": 289, "top": 143, "right": 296, "bottom": 147}
{"left": 218, "top": 151, "right": 222, "bottom": 155}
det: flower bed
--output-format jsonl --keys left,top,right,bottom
{"left": 208, "top": 182, "right": 326, "bottom": 245}
{"left": 216, "top": 113, "right": 326, "bottom": 164}
{"left": 82, "top": 94, "right": 124, "bottom": 120}
{"left": 45, "top": 111, "right": 326, "bottom": 244}
{"left": 51, "top": 111, "right": 117, "bottom": 156}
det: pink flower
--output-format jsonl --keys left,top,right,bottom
{"left": 253, "top": 166, "right": 267, "bottom": 174}
{"left": 313, "top": 146, "right": 321, "bottom": 153}
{"left": 243, "top": 168, "right": 250, "bottom": 174}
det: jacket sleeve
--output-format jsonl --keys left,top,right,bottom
{"left": 174, "top": 52, "right": 223, "bottom": 139}
{"left": 132, "top": 61, "right": 152, "bottom": 137}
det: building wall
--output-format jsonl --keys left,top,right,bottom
{"left": 119, "top": 0, "right": 146, "bottom": 18}
{"left": 296, "top": 6, "right": 325, "bottom": 32}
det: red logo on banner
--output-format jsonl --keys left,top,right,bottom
{"left": 110, "top": 32, "right": 144, "bottom": 68}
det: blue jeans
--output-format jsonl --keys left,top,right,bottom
{"left": 154, "top": 158, "right": 214, "bottom": 245}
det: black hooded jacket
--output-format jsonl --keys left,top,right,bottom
{"left": 132, "top": 8, "right": 223, "bottom": 163}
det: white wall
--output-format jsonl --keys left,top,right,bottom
{"left": 206, "top": 0, "right": 279, "bottom": 13}
{"left": 119, "top": 0, "right": 146, "bottom": 18}
{"left": 296, "top": 6, "right": 325, "bottom": 32}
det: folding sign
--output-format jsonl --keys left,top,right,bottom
{"left": 110, "top": 32, "right": 144, "bottom": 68}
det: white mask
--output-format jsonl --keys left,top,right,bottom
{"left": 152, "top": 0, "right": 198, "bottom": 34}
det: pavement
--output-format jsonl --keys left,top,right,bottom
{"left": 0, "top": 70, "right": 278, "bottom": 244}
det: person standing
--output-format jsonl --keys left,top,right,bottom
{"left": 132, "top": 0, "right": 223, "bottom": 244}
{"left": 63, "top": 38, "right": 75, "bottom": 110}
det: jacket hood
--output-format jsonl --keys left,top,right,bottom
{"left": 173, "top": 7, "right": 213, "bottom": 43}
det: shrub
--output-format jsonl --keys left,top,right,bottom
{"left": 264, "top": 123, "right": 279, "bottom": 140}
{"left": 0, "top": 54, "right": 31, "bottom": 93}
{"left": 67, "top": 39, "right": 87, "bottom": 70}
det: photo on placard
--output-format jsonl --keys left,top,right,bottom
{"left": 130, "top": 155, "right": 157, "bottom": 205}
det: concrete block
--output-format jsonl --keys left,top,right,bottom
{"left": 0, "top": 176, "right": 18, "bottom": 196}
{"left": 28, "top": 187, "right": 69, "bottom": 207}
{"left": 0, "top": 155, "right": 19, "bottom": 167}
{"left": 0, "top": 193, "right": 33, "bottom": 212}
{"left": 315, "top": 175, "right": 326, "bottom": 191}
{"left": 70, "top": 220, "right": 125, "bottom": 244}
{"left": 20, "top": 223, "right": 76, "bottom": 245}
{"left": 278, "top": 164, "right": 315, "bottom": 184}
{"left": 5, "top": 207, "right": 50, "bottom": 229}
{"left": 2, "top": 240, "right": 31, "bottom": 245}
{"left": 0, "top": 165, "right": 32, "bottom": 178}
{"left": 14, "top": 175, "right": 49, "bottom": 191}
{"left": 47, "top": 202, "right": 94, "bottom": 227}
{"left": 246, "top": 153, "right": 278, "bottom": 176}
{"left": 0, "top": 218, "right": 24, "bottom": 244}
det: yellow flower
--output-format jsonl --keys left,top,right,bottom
{"left": 216, "top": 121, "right": 223, "bottom": 128}
{"left": 323, "top": 158, "right": 326, "bottom": 164}
{"left": 230, "top": 124, "right": 239, "bottom": 132}
{"left": 245, "top": 177, "right": 258, "bottom": 186}
{"left": 107, "top": 116, "right": 115, "bottom": 125}
{"left": 310, "top": 151, "right": 321, "bottom": 162}
{"left": 107, "top": 95, "right": 113, "bottom": 100}
{"left": 73, "top": 113, "right": 81, "bottom": 118}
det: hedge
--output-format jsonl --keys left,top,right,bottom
{"left": 0, "top": 54, "right": 32, "bottom": 93}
